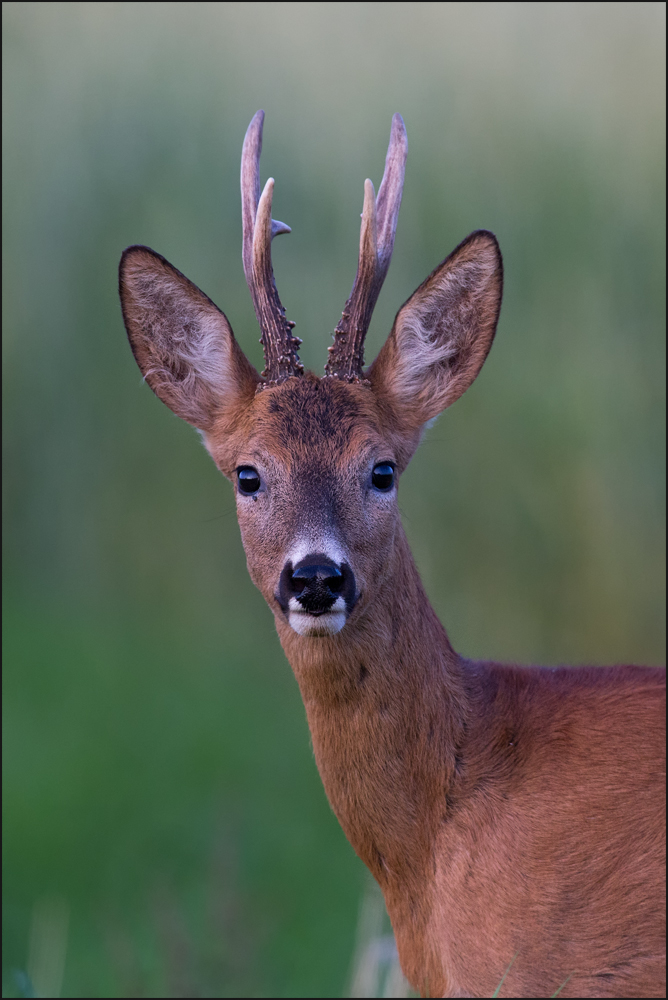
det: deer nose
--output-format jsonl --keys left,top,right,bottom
{"left": 278, "top": 555, "right": 356, "bottom": 616}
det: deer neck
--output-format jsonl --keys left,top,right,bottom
{"left": 276, "top": 526, "right": 467, "bottom": 898}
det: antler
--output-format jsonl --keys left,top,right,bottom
{"left": 241, "top": 111, "right": 303, "bottom": 385}
{"left": 324, "top": 114, "right": 408, "bottom": 381}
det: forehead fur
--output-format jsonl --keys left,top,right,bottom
{"left": 261, "top": 375, "right": 375, "bottom": 449}
{"left": 208, "top": 371, "right": 415, "bottom": 476}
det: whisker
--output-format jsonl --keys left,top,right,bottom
{"left": 200, "top": 507, "right": 236, "bottom": 523}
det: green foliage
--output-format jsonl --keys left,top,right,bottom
{"left": 3, "top": 3, "right": 665, "bottom": 996}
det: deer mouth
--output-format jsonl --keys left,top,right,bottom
{"left": 287, "top": 598, "right": 348, "bottom": 636}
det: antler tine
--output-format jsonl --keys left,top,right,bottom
{"left": 325, "top": 113, "right": 407, "bottom": 381}
{"left": 240, "top": 111, "right": 263, "bottom": 288}
{"left": 375, "top": 113, "right": 408, "bottom": 278}
{"left": 240, "top": 111, "right": 302, "bottom": 386}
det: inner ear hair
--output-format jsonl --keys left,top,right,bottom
{"left": 119, "top": 245, "right": 259, "bottom": 430}
{"left": 369, "top": 230, "right": 502, "bottom": 429}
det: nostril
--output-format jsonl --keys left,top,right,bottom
{"left": 325, "top": 571, "right": 344, "bottom": 594}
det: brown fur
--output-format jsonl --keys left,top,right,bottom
{"left": 119, "top": 195, "right": 665, "bottom": 997}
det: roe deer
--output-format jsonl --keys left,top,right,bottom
{"left": 119, "top": 112, "right": 666, "bottom": 998}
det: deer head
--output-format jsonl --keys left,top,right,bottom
{"left": 119, "top": 112, "right": 502, "bottom": 639}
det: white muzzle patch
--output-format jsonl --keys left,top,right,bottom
{"left": 288, "top": 595, "right": 347, "bottom": 636}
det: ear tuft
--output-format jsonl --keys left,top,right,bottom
{"left": 369, "top": 230, "right": 502, "bottom": 430}
{"left": 119, "top": 246, "right": 259, "bottom": 430}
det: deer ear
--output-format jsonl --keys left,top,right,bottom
{"left": 119, "top": 245, "right": 259, "bottom": 431}
{"left": 369, "top": 230, "right": 502, "bottom": 430}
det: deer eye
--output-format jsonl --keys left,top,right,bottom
{"left": 371, "top": 463, "right": 395, "bottom": 491}
{"left": 237, "top": 466, "right": 261, "bottom": 495}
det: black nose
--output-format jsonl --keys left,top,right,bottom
{"left": 278, "top": 554, "right": 356, "bottom": 616}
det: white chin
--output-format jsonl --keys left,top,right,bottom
{"left": 288, "top": 610, "right": 347, "bottom": 637}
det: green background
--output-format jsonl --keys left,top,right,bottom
{"left": 3, "top": 3, "right": 665, "bottom": 996}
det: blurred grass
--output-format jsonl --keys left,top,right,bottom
{"left": 2, "top": 3, "right": 665, "bottom": 996}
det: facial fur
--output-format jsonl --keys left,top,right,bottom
{"left": 203, "top": 374, "right": 415, "bottom": 636}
